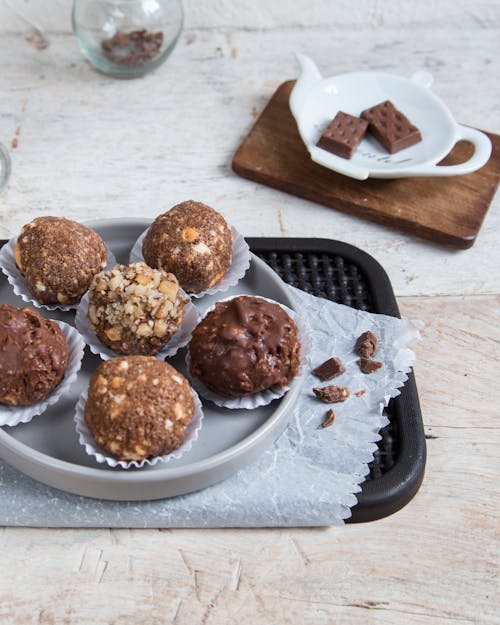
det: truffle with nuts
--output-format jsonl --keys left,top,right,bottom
{"left": 84, "top": 356, "right": 195, "bottom": 461}
{"left": 87, "top": 261, "right": 187, "bottom": 355}
{"left": 142, "top": 200, "right": 233, "bottom": 293}
{"left": 14, "top": 216, "right": 107, "bottom": 305}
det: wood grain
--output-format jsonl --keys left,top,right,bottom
{"left": 233, "top": 81, "right": 500, "bottom": 249}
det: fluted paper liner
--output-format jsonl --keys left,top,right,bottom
{"left": 185, "top": 295, "right": 311, "bottom": 409}
{"left": 130, "top": 225, "right": 251, "bottom": 298}
{"left": 74, "top": 387, "right": 203, "bottom": 469}
{"left": 0, "top": 321, "right": 85, "bottom": 427}
{"left": 0, "top": 236, "right": 117, "bottom": 311}
{"left": 75, "top": 291, "right": 199, "bottom": 361}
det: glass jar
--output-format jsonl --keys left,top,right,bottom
{"left": 0, "top": 143, "right": 11, "bottom": 191}
{"left": 72, "top": 0, "right": 183, "bottom": 78}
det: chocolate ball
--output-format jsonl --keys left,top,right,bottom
{"left": 0, "top": 305, "right": 69, "bottom": 406}
{"left": 88, "top": 261, "right": 187, "bottom": 355}
{"left": 189, "top": 296, "right": 301, "bottom": 398}
{"left": 15, "top": 216, "right": 107, "bottom": 305}
{"left": 142, "top": 200, "right": 233, "bottom": 293}
{"left": 85, "top": 356, "right": 195, "bottom": 461}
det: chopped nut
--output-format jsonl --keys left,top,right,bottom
{"left": 158, "top": 280, "right": 178, "bottom": 300}
{"left": 358, "top": 358, "right": 383, "bottom": 374}
{"left": 312, "top": 357, "right": 345, "bottom": 380}
{"left": 119, "top": 360, "right": 129, "bottom": 370}
{"left": 105, "top": 326, "right": 122, "bottom": 341}
{"left": 57, "top": 292, "right": 69, "bottom": 304}
{"left": 319, "top": 408, "right": 336, "bottom": 429}
{"left": 313, "top": 385, "right": 350, "bottom": 403}
{"left": 193, "top": 242, "right": 211, "bottom": 255}
{"left": 88, "top": 304, "right": 99, "bottom": 325}
{"left": 181, "top": 227, "right": 199, "bottom": 242}
{"left": 111, "top": 376, "right": 124, "bottom": 389}
{"left": 14, "top": 243, "right": 23, "bottom": 270}
{"left": 355, "top": 331, "right": 378, "bottom": 358}
{"left": 136, "top": 322, "right": 154, "bottom": 337}
{"left": 153, "top": 320, "right": 168, "bottom": 337}
{"left": 135, "top": 273, "right": 151, "bottom": 286}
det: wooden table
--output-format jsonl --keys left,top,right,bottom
{"left": 0, "top": 2, "right": 498, "bottom": 623}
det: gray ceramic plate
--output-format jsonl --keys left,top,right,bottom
{"left": 0, "top": 219, "right": 304, "bottom": 501}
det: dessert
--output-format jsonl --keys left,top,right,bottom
{"left": 189, "top": 295, "right": 301, "bottom": 398}
{"left": 355, "top": 331, "right": 378, "bottom": 358}
{"left": 84, "top": 356, "right": 194, "bottom": 461}
{"left": 87, "top": 261, "right": 187, "bottom": 355}
{"left": 358, "top": 358, "right": 383, "bottom": 374}
{"left": 312, "top": 385, "right": 350, "bottom": 403}
{"left": 14, "top": 216, "right": 107, "bottom": 305}
{"left": 142, "top": 200, "right": 233, "bottom": 293}
{"left": 361, "top": 100, "right": 422, "bottom": 154}
{"left": 312, "top": 357, "right": 345, "bottom": 380}
{"left": 319, "top": 408, "right": 336, "bottom": 429}
{"left": 0, "top": 305, "right": 68, "bottom": 406}
{"left": 317, "top": 111, "right": 368, "bottom": 159}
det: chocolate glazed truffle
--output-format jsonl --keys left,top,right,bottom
{"left": 87, "top": 261, "right": 187, "bottom": 355}
{"left": 0, "top": 305, "right": 69, "bottom": 406}
{"left": 15, "top": 216, "right": 107, "bottom": 305}
{"left": 189, "top": 296, "right": 301, "bottom": 398}
{"left": 85, "top": 356, "right": 195, "bottom": 461}
{"left": 142, "top": 200, "right": 233, "bottom": 293}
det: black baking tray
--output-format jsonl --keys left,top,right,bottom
{"left": 247, "top": 237, "right": 426, "bottom": 523}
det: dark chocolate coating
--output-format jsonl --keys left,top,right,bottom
{"left": 189, "top": 296, "right": 301, "bottom": 398}
{"left": 361, "top": 100, "right": 422, "bottom": 154}
{"left": 0, "top": 305, "right": 69, "bottom": 406}
{"left": 142, "top": 201, "right": 233, "bottom": 293}
{"left": 15, "top": 216, "right": 107, "bottom": 305}
{"left": 317, "top": 111, "right": 368, "bottom": 159}
{"left": 85, "top": 356, "right": 194, "bottom": 461}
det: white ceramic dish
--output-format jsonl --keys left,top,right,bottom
{"left": 290, "top": 54, "right": 492, "bottom": 180}
{"left": 0, "top": 219, "right": 305, "bottom": 501}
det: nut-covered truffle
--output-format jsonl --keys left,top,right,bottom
{"left": 84, "top": 356, "right": 195, "bottom": 461}
{"left": 142, "top": 200, "right": 233, "bottom": 293}
{"left": 14, "top": 216, "right": 107, "bottom": 305}
{"left": 87, "top": 261, "right": 187, "bottom": 355}
{"left": 0, "top": 305, "right": 68, "bottom": 406}
{"left": 189, "top": 295, "right": 301, "bottom": 398}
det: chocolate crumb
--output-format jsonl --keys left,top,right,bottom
{"left": 101, "top": 29, "right": 164, "bottom": 67}
{"left": 355, "top": 331, "right": 378, "bottom": 358}
{"left": 313, "top": 385, "right": 350, "bottom": 403}
{"left": 358, "top": 358, "right": 383, "bottom": 374}
{"left": 319, "top": 408, "right": 336, "bottom": 429}
{"left": 312, "top": 357, "right": 345, "bottom": 380}
{"left": 355, "top": 389, "right": 366, "bottom": 397}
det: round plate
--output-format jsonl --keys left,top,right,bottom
{"left": 289, "top": 54, "right": 492, "bottom": 180}
{"left": 0, "top": 219, "right": 304, "bottom": 501}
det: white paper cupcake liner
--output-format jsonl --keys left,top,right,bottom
{"left": 129, "top": 225, "right": 251, "bottom": 298}
{"left": 0, "top": 236, "right": 117, "bottom": 312}
{"left": 185, "top": 295, "right": 311, "bottom": 409}
{"left": 0, "top": 320, "right": 86, "bottom": 427}
{"left": 74, "top": 387, "right": 203, "bottom": 469}
{"left": 75, "top": 291, "right": 200, "bottom": 361}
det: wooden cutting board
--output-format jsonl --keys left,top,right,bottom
{"left": 232, "top": 80, "right": 500, "bottom": 249}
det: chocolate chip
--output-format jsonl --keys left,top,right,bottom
{"left": 312, "top": 357, "right": 346, "bottom": 380}
{"left": 319, "top": 408, "right": 336, "bottom": 429}
{"left": 358, "top": 358, "right": 383, "bottom": 374}
{"left": 313, "top": 385, "right": 350, "bottom": 403}
{"left": 355, "top": 331, "right": 378, "bottom": 358}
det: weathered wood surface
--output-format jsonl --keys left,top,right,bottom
{"left": 0, "top": 3, "right": 499, "bottom": 623}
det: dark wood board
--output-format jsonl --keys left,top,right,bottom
{"left": 232, "top": 80, "right": 500, "bottom": 249}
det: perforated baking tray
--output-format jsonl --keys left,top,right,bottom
{"left": 248, "top": 238, "right": 426, "bottom": 523}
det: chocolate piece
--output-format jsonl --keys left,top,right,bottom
{"left": 358, "top": 358, "right": 383, "bottom": 374}
{"left": 0, "top": 305, "right": 68, "bottom": 406}
{"left": 355, "top": 331, "right": 378, "bottom": 358}
{"left": 319, "top": 408, "right": 336, "bottom": 429}
{"left": 312, "top": 357, "right": 345, "bottom": 380}
{"left": 88, "top": 261, "right": 187, "bottom": 356}
{"left": 361, "top": 100, "right": 422, "bottom": 154}
{"left": 143, "top": 201, "right": 233, "bottom": 294}
{"left": 85, "top": 356, "right": 194, "bottom": 461}
{"left": 355, "top": 389, "right": 366, "bottom": 397}
{"left": 15, "top": 216, "right": 107, "bottom": 305}
{"left": 317, "top": 111, "right": 368, "bottom": 159}
{"left": 313, "top": 385, "right": 350, "bottom": 403}
{"left": 101, "top": 30, "right": 164, "bottom": 67}
{"left": 189, "top": 296, "right": 301, "bottom": 398}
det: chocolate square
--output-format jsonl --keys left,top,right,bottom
{"left": 317, "top": 111, "right": 369, "bottom": 159}
{"left": 361, "top": 100, "right": 422, "bottom": 154}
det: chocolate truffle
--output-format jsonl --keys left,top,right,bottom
{"left": 189, "top": 296, "right": 301, "bottom": 398}
{"left": 142, "top": 200, "right": 233, "bottom": 293}
{"left": 0, "top": 305, "right": 69, "bottom": 406}
{"left": 84, "top": 356, "right": 195, "bottom": 461}
{"left": 14, "top": 216, "right": 107, "bottom": 305}
{"left": 88, "top": 261, "right": 187, "bottom": 355}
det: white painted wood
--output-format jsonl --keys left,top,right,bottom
{"left": 0, "top": 6, "right": 499, "bottom": 623}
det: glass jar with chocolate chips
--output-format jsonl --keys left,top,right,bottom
{"left": 72, "top": 0, "right": 183, "bottom": 78}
